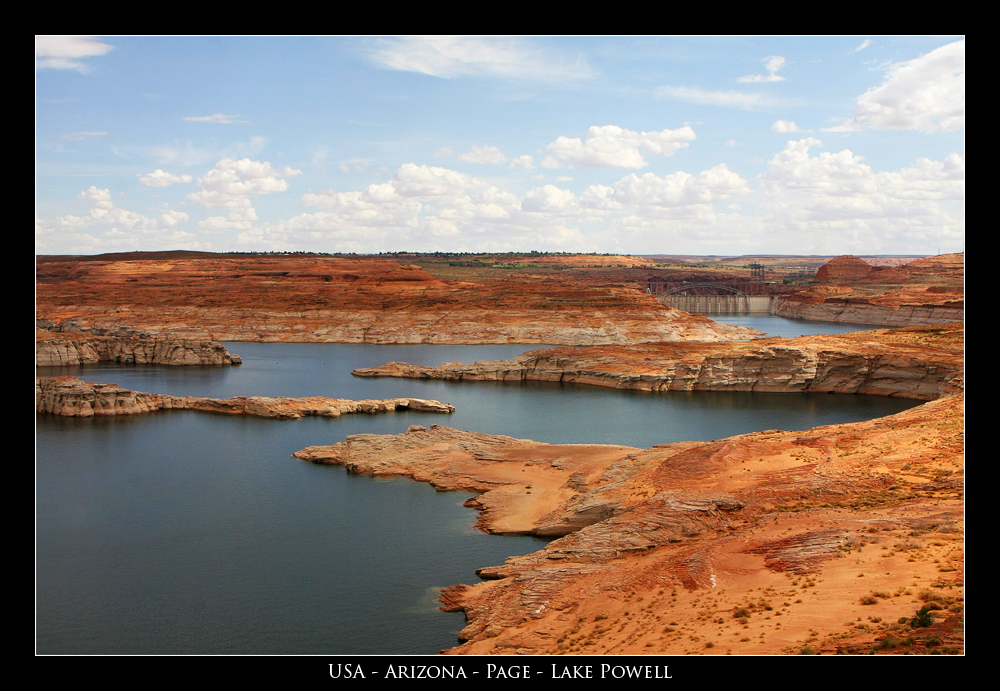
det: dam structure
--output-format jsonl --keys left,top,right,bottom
{"left": 646, "top": 278, "right": 774, "bottom": 315}
{"left": 657, "top": 292, "right": 774, "bottom": 315}
{"left": 646, "top": 261, "right": 775, "bottom": 315}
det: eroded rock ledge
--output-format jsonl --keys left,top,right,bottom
{"left": 771, "top": 253, "right": 965, "bottom": 327}
{"left": 35, "top": 255, "right": 760, "bottom": 345}
{"left": 35, "top": 376, "right": 454, "bottom": 418}
{"left": 354, "top": 325, "right": 964, "bottom": 402}
{"left": 771, "top": 296, "right": 964, "bottom": 327}
{"left": 329, "top": 323, "right": 964, "bottom": 654}
{"left": 294, "top": 394, "right": 964, "bottom": 655}
{"left": 36, "top": 324, "right": 241, "bottom": 367}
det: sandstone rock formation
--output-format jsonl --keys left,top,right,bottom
{"left": 35, "top": 254, "right": 758, "bottom": 345}
{"left": 35, "top": 376, "right": 454, "bottom": 418}
{"left": 771, "top": 299, "right": 965, "bottom": 327}
{"left": 298, "top": 321, "right": 964, "bottom": 655}
{"left": 294, "top": 392, "right": 963, "bottom": 655}
{"left": 354, "top": 324, "right": 964, "bottom": 402}
{"left": 813, "top": 255, "right": 878, "bottom": 283}
{"left": 36, "top": 325, "right": 241, "bottom": 367}
{"left": 774, "top": 254, "right": 964, "bottom": 326}
{"left": 814, "top": 253, "right": 964, "bottom": 286}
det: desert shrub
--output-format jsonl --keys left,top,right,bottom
{"left": 910, "top": 606, "right": 934, "bottom": 628}
{"left": 874, "top": 637, "right": 900, "bottom": 650}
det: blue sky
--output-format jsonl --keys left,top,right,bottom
{"left": 35, "top": 36, "right": 965, "bottom": 256}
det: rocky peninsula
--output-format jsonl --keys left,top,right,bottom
{"left": 295, "top": 390, "right": 962, "bottom": 655}
{"left": 299, "top": 321, "right": 964, "bottom": 655}
{"left": 354, "top": 324, "right": 964, "bottom": 402}
{"left": 36, "top": 376, "right": 454, "bottom": 419}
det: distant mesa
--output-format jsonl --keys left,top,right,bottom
{"left": 814, "top": 255, "right": 875, "bottom": 283}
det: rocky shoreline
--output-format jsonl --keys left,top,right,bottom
{"left": 35, "top": 376, "right": 454, "bottom": 419}
{"left": 294, "top": 392, "right": 963, "bottom": 654}
{"left": 353, "top": 325, "right": 964, "bottom": 402}
{"left": 769, "top": 253, "right": 964, "bottom": 327}
{"left": 771, "top": 297, "right": 964, "bottom": 327}
{"left": 35, "top": 325, "right": 241, "bottom": 367}
{"left": 300, "top": 321, "right": 965, "bottom": 654}
{"left": 34, "top": 252, "right": 965, "bottom": 655}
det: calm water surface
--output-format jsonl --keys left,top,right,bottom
{"left": 36, "top": 317, "right": 916, "bottom": 654}
{"left": 713, "top": 312, "right": 879, "bottom": 339}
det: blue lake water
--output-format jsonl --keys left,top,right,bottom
{"left": 36, "top": 316, "right": 915, "bottom": 655}
{"left": 712, "top": 313, "right": 880, "bottom": 339}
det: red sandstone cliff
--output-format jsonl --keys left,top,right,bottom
{"left": 773, "top": 254, "right": 964, "bottom": 326}
{"left": 35, "top": 255, "right": 758, "bottom": 345}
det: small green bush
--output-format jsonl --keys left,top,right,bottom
{"left": 911, "top": 606, "right": 934, "bottom": 628}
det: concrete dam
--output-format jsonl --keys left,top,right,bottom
{"left": 656, "top": 294, "right": 775, "bottom": 314}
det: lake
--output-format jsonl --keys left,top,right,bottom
{"left": 36, "top": 316, "right": 916, "bottom": 654}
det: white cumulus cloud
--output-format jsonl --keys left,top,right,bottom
{"left": 522, "top": 185, "right": 576, "bottom": 213}
{"left": 772, "top": 120, "right": 801, "bottom": 133}
{"left": 187, "top": 158, "right": 301, "bottom": 233}
{"left": 545, "top": 125, "right": 696, "bottom": 169}
{"left": 188, "top": 158, "right": 302, "bottom": 210}
{"left": 605, "top": 164, "right": 751, "bottom": 209}
{"left": 35, "top": 186, "right": 202, "bottom": 253}
{"left": 237, "top": 159, "right": 759, "bottom": 253}
{"left": 759, "top": 138, "right": 964, "bottom": 252}
{"left": 826, "top": 39, "right": 964, "bottom": 133}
